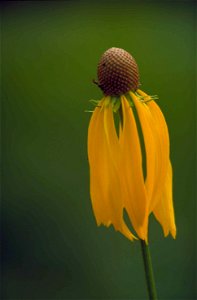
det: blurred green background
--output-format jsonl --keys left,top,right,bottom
{"left": 1, "top": 1, "right": 196, "bottom": 299}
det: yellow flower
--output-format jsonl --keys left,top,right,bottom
{"left": 87, "top": 48, "right": 176, "bottom": 243}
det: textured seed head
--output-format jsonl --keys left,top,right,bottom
{"left": 97, "top": 47, "right": 139, "bottom": 96}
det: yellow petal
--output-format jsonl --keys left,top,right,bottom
{"left": 130, "top": 92, "right": 157, "bottom": 210}
{"left": 88, "top": 98, "right": 136, "bottom": 240}
{"left": 153, "top": 162, "right": 176, "bottom": 238}
{"left": 120, "top": 96, "right": 148, "bottom": 241}
{"left": 104, "top": 104, "right": 137, "bottom": 240}
{"left": 137, "top": 89, "right": 170, "bottom": 212}
{"left": 88, "top": 99, "right": 110, "bottom": 225}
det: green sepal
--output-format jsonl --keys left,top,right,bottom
{"left": 134, "top": 92, "right": 159, "bottom": 103}
{"left": 125, "top": 92, "right": 135, "bottom": 107}
{"left": 111, "top": 96, "right": 121, "bottom": 113}
{"left": 85, "top": 110, "right": 95, "bottom": 113}
{"left": 89, "top": 99, "right": 100, "bottom": 106}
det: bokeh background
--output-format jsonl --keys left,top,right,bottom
{"left": 1, "top": 1, "right": 196, "bottom": 299}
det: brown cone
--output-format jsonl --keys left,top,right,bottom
{"left": 97, "top": 47, "right": 139, "bottom": 96}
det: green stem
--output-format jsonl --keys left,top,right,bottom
{"left": 140, "top": 239, "right": 158, "bottom": 300}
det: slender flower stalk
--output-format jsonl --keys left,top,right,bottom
{"left": 87, "top": 47, "right": 176, "bottom": 298}
{"left": 140, "top": 240, "right": 158, "bottom": 300}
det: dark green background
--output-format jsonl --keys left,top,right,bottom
{"left": 1, "top": 1, "right": 196, "bottom": 299}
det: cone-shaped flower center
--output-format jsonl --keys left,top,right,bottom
{"left": 98, "top": 47, "right": 139, "bottom": 96}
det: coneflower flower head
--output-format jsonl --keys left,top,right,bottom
{"left": 98, "top": 47, "right": 139, "bottom": 95}
{"left": 88, "top": 47, "right": 176, "bottom": 243}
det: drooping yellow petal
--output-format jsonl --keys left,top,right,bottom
{"left": 136, "top": 89, "right": 176, "bottom": 238}
{"left": 102, "top": 102, "right": 123, "bottom": 229}
{"left": 88, "top": 98, "right": 136, "bottom": 240}
{"left": 104, "top": 103, "right": 137, "bottom": 240}
{"left": 153, "top": 162, "right": 176, "bottom": 238}
{"left": 120, "top": 96, "right": 148, "bottom": 241}
{"left": 88, "top": 99, "right": 111, "bottom": 225}
{"left": 130, "top": 92, "right": 157, "bottom": 210}
{"left": 137, "top": 89, "right": 170, "bottom": 212}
